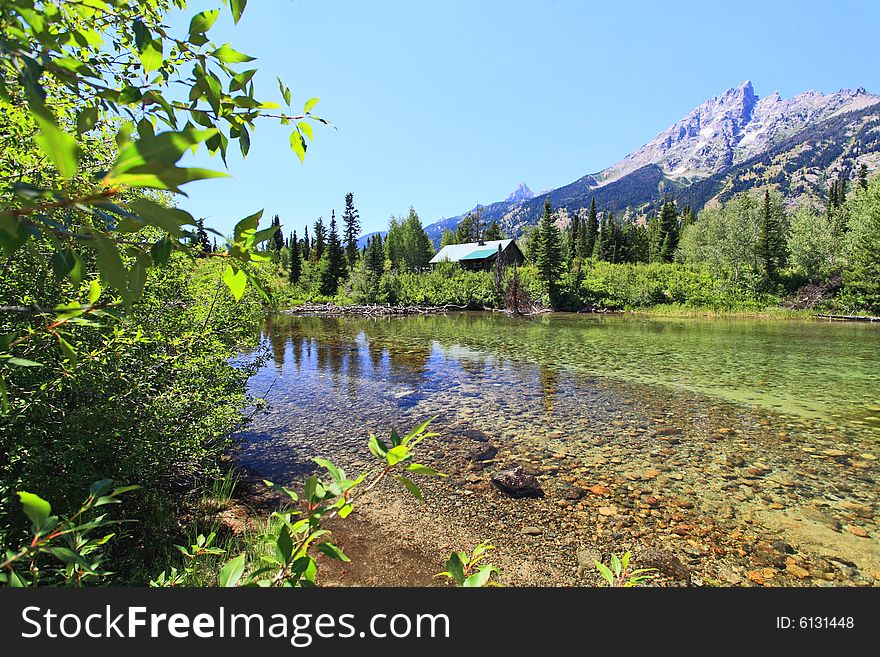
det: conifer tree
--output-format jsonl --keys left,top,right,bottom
{"left": 312, "top": 216, "right": 327, "bottom": 262}
{"left": 271, "top": 214, "right": 285, "bottom": 251}
{"left": 585, "top": 198, "right": 599, "bottom": 257}
{"left": 366, "top": 234, "right": 385, "bottom": 277}
{"left": 484, "top": 221, "right": 504, "bottom": 241}
{"left": 568, "top": 210, "right": 581, "bottom": 264}
{"left": 342, "top": 192, "right": 361, "bottom": 268}
{"left": 858, "top": 163, "right": 869, "bottom": 191}
{"left": 194, "top": 218, "right": 211, "bottom": 256}
{"left": 657, "top": 198, "right": 679, "bottom": 262}
{"left": 534, "top": 197, "right": 563, "bottom": 304}
{"left": 289, "top": 229, "right": 302, "bottom": 285}
{"left": 455, "top": 211, "right": 480, "bottom": 243}
{"left": 302, "top": 225, "right": 311, "bottom": 260}
{"left": 321, "top": 213, "right": 347, "bottom": 295}
{"left": 440, "top": 228, "right": 458, "bottom": 247}
{"left": 757, "top": 189, "right": 786, "bottom": 285}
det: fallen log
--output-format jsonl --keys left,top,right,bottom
{"left": 278, "top": 302, "right": 487, "bottom": 317}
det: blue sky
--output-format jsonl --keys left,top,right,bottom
{"left": 174, "top": 0, "right": 880, "bottom": 238}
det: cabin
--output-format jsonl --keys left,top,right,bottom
{"left": 429, "top": 239, "right": 525, "bottom": 271}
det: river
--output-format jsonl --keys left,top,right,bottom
{"left": 235, "top": 312, "right": 879, "bottom": 586}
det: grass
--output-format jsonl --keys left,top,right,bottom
{"left": 627, "top": 304, "right": 820, "bottom": 319}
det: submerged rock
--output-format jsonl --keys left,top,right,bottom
{"left": 637, "top": 548, "right": 692, "bottom": 585}
{"left": 491, "top": 465, "right": 544, "bottom": 498}
{"left": 469, "top": 443, "right": 498, "bottom": 462}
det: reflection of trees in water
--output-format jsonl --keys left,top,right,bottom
{"left": 539, "top": 363, "right": 560, "bottom": 417}
{"left": 292, "top": 336, "right": 303, "bottom": 371}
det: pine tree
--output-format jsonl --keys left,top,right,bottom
{"left": 858, "top": 164, "right": 869, "bottom": 191}
{"left": 484, "top": 221, "right": 504, "bottom": 241}
{"left": 321, "top": 212, "right": 346, "bottom": 295}
{"left": 211, "top": 237, "right": 218, "bottom": 253}
{"left": 289, "top": 229, "right": 302, "bottom": 285}
{"left": 342, "top": 192, "right": 361, "bottom": 268}
{"left": 568, "top": 210, "right": 580, "bottom": 265}
{"left": 440, "top": 228, "right": 457, "bottom": 247}
{"left": 593, "top": 215, "right": 606, "bottom": 260}
{"left": 585, "top": 198, "right": 598, "bottom": 257}
{"left": 455, "top": 212, "right": 479, "bottom": 243}
{"left": 312, "top": 216, "right": 326, "bottom": 262}
{"left": 534, "top": 197, "right": 563, "bottom": 305}
{"left": 194, "top": 218, "right": 211, "bottom": 256}
{"left": 657, "top": 198, "right": 679, "bottom": 262}
{"left": 366, "top": 234, "right": 385, "bottom": 277}
{"left": 271, "top": 214, "right": 284, "bottom": 251}
{"left": 302, "top": 225, "right": 311, "bottom": 260}
{"left": 756, "top": 189, "right": 787, "bottom": 285}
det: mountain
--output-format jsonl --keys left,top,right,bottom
{"left": 425, "top": 82, "right": 880, "bottom": 241}
{"left": 504, "top": 182, "right": 534, "bottom": 203}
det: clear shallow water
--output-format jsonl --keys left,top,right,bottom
{"left": 237, "top": 312, "right": 879, "bottom": 584}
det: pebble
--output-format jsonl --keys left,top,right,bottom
{"left": 786, "top": 564, "right": 810, "bottom": 579}
{"left": 521, "top": 526, "right": 543, "bottom": 536}
{"left": 846, "top": 525, "right": 869, "bottom": 538}
{"left": 598, "top": 505, "right": 619, "bottom": 517}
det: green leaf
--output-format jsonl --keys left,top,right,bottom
{"left": 230, "top": 0, "right": 247, "bottom": 24}
{"left": 5, "top": 357, "right": 43, "bottom": 367}
{"left": 297, "top": 121, "right": 313, "bottom": 141}
{"left": 395, "top": 475, "right": 422, "bottom": 500}
{"left": 403, "top": 416, "right": 437, "bottom": 445}
{"left": 337, "top": 503, "right": 353, "bottom": 519}
{"left": 110, "top": 128, "right": 219, "bottom": 175}
{"left": 277, "top": 77, "right": 291, "bottom": 106}
{"left": 57, "top": 335, "right": 77, "bottom": 366}
{"left": 289, "top": 130, "right": 306, "bottom": 163}
{"left": 219, "top": 553, "right": 246, "bottom": 587}
{"left": 76, "top": 106, "right": 99, "bottom": 134}
{"left": 386, "top": 445, "right": 409, "bottom": 466}
{"left": 189, "top": 9, "right": 220, "bottom": 35}
{"left": 406, "top": 463, "right": 444, "bottom": 476}
{"left": 110, "top": 165, "right": 229, "bottom": 194}
{"left": 463, "top": 565, "right": 498, "bottom": 588}
{"left": 594, "top": 560, "right": 615, "bottom": 585}
{"left": 129, "top": 198, "right": 195, "bottom": 236}
{"left": 314, "top": 458, "right": 342, "bottom": 482}
{"left": 138, "top": 39, "right": 163, "bottom": 73}
{"left": 17, "top": 491, "right": 51, "bottom": 532}
{"left": 275, "top": 525, "right": 293, "bottom": 564}
{"left": 303, "top": 475, "right": 320, "bottom": 503}
{"left": 303, "top": 97, "right": 319, "bottom": 113}
{"left": 222, "top": 264, "right": 247, "bottom": 301}
{"left": 317, "top": 542, "right": 350, "bottom": 562}
{"left": 91, "top": 236, "right": 127, "bottom": 294}
{"left": 32, "top": 109, "right": 78, "bottom": 179}
{"left": 150, "top": 237, "right": 173, "bottom": 266}
{"left": 88, "top": 280, "right": 102, "bottom": 304}
{"left": 212, "top": 44, "right": 255, "bottom": 63}
{"left": 367, "top": 434, "right": 387, "bottom": 458}
{"left": 232, "top": 209, "right": 264, "bottom": 242}
{"left": 263, "top": 480, "right": 299, "bottom": 502}
{"left": 443, "top": 553, "right": 465, "bottom": 585}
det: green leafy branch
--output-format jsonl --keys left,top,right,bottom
{"left": 0, "top": 479, "right": 138, "bottom": 587}
{"left": 594, "top": 551, "right": 658, "bottom": 587}
{"left": 217, "top": 418, "right": 446, "bottom": 588}
{"left": 437, "top": 543, "right": 501, "bottom": 587}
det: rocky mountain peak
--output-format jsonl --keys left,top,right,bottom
{"left": 594, "top": 81, "right": 879, "bottom": 185}
{"left": 504, "top": 182, "right": 534, "bottom": 203}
